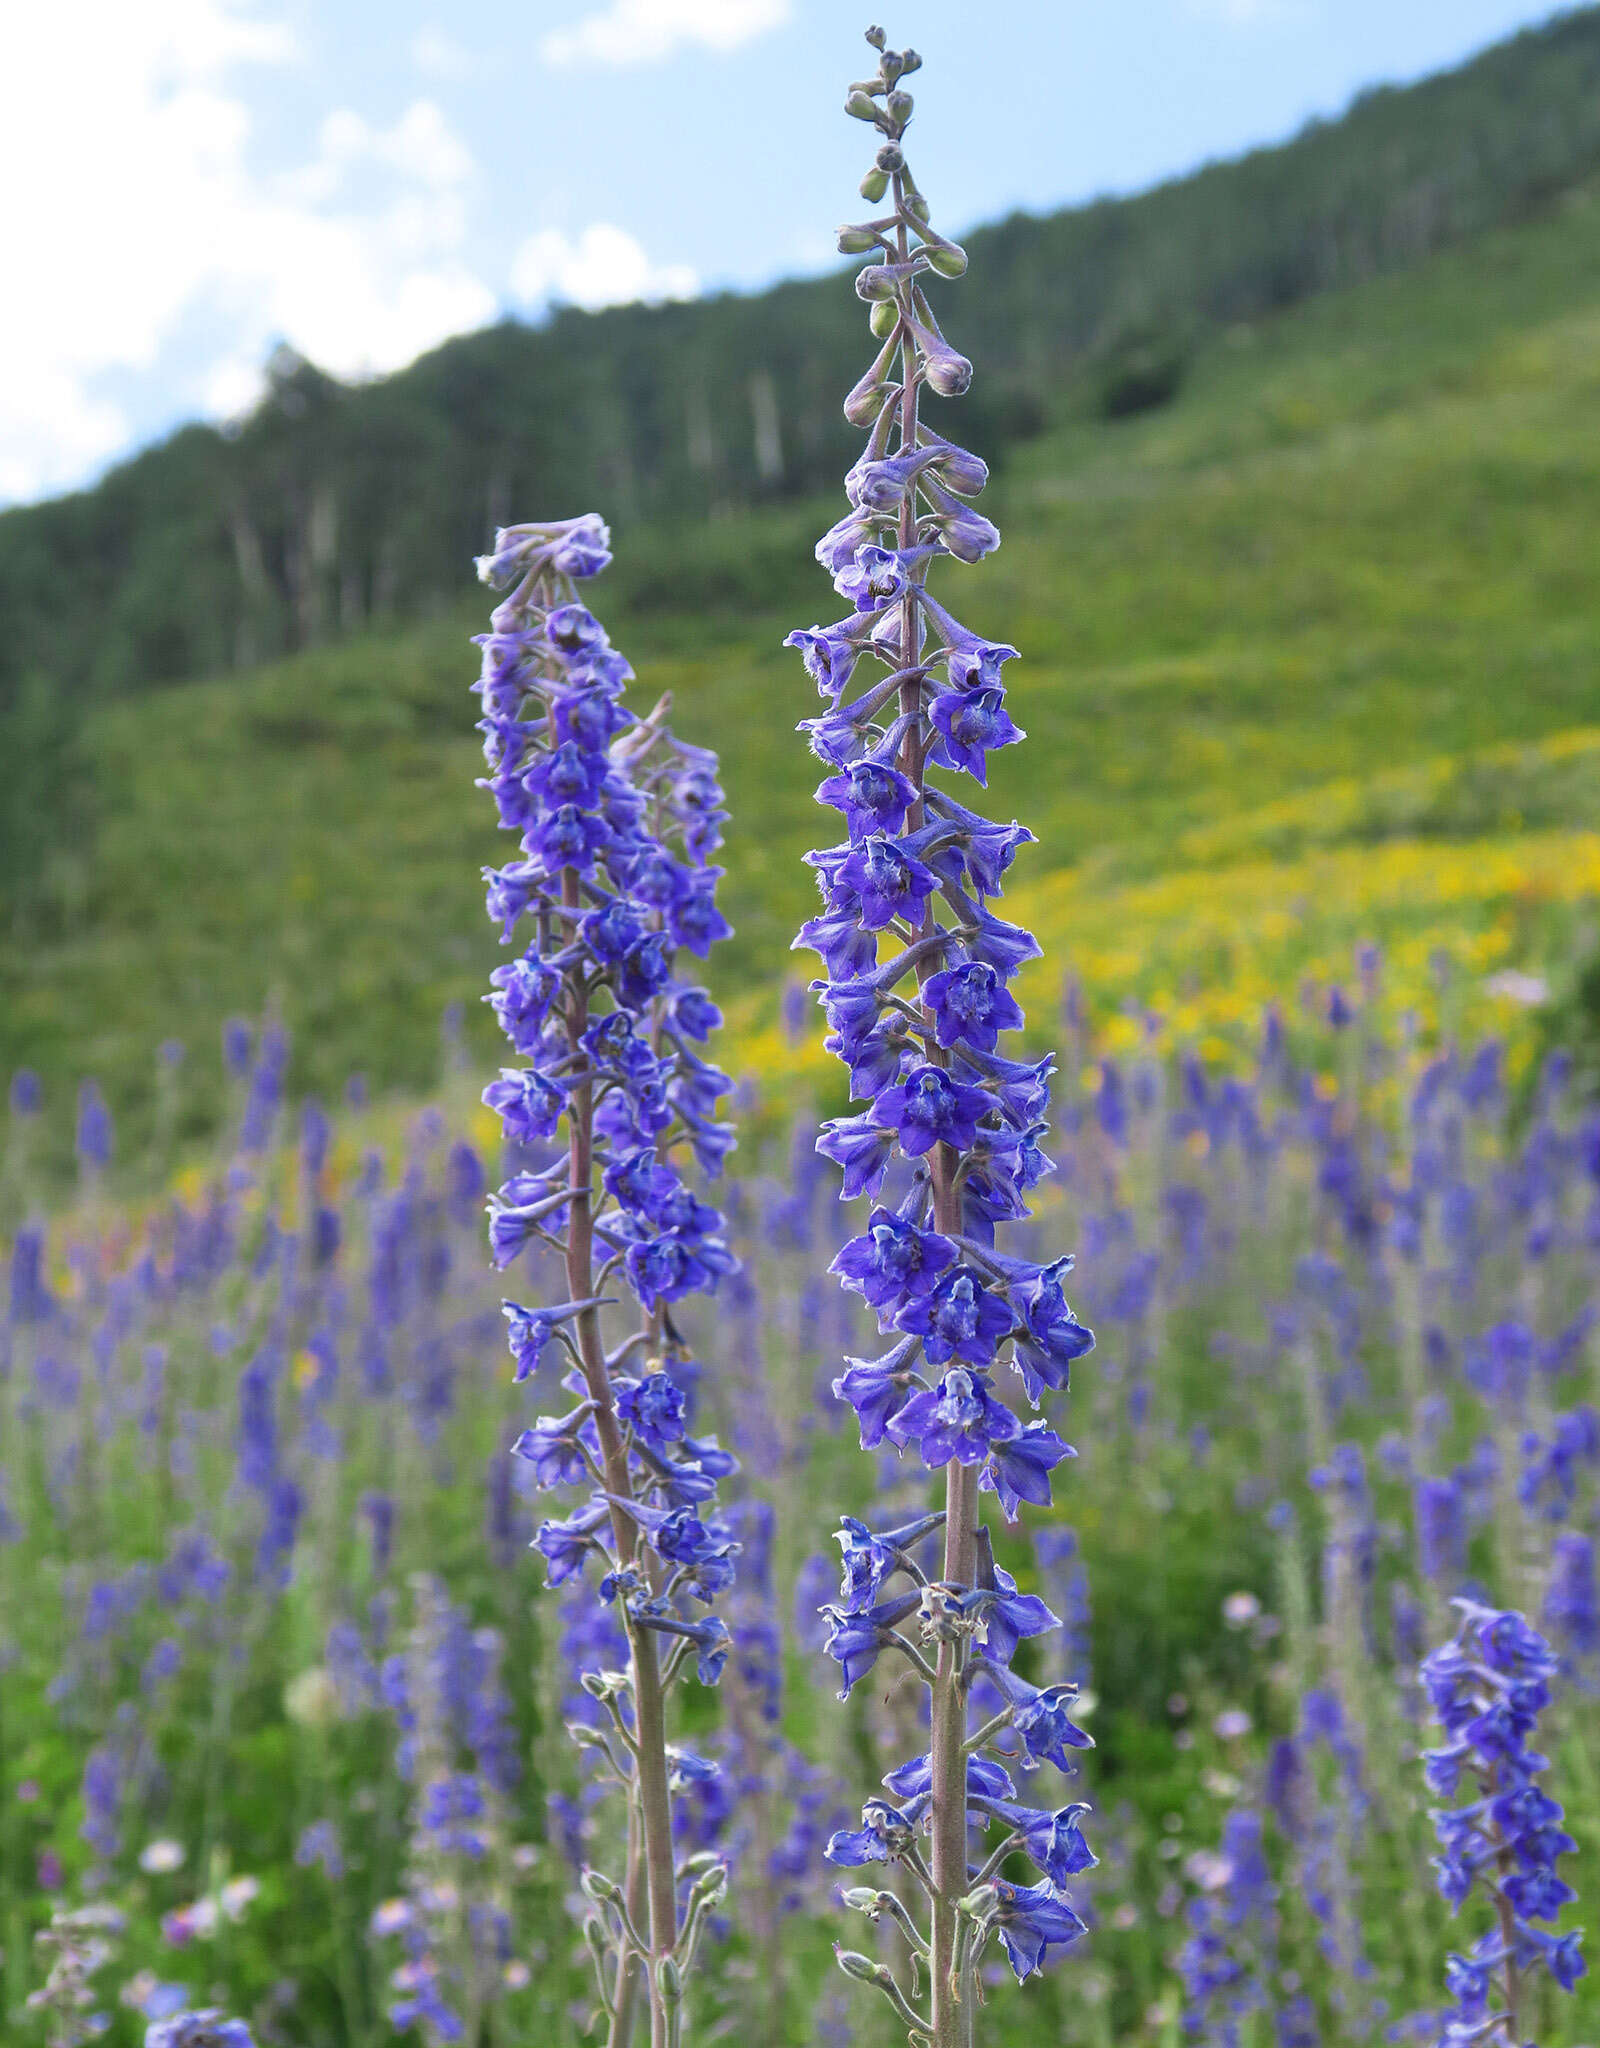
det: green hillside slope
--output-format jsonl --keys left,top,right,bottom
{"left": 7, "top": 174, "right": 1600, "bottom": 1168}
{"left": 4, "top": 5, "right": 1600, "bottom": 720}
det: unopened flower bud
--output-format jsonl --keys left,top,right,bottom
{"left": 865, "top": 24, "right": 886, "bottom": 49}
{"left": 859, "top": 165, "right": 890, "bottom": 203}
{"left": 580, "top": 1869, "right": 620, "bottom": 1905}
{"left": 886, "top": 90, "right": 914, "bottom": 125}
{"left": 876, "top": 143, "right": 904, "bottom": 173}
{"left": 854, "top": 264, "right": 900, "bottom": 303}
{"left": 910, "top": 311, "right": 972, "bottom": 395}
{"left": 844, "top": 331, "right": 902, "bottom": 425}
{"left": 923, "top": 240, "right": 968, "bottom": 280}
{"left": 657, "top": 1956, "right": 683, "bottom": 2005}
{"left": 868, "top": 300, "right": 899, "bottom": 340}
{"left": 834, "top": 1948, "right": 880, "bottom": 1983}
{"left": 900, "top": 48, "right": 922, "bottom": 73}
{"left": 838, "top": 226, "right": 880, "bottom": 256}
{"left": 845, "top": 89, "right": 880, "bottom": 122}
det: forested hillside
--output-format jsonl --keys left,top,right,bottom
{"left": 3, "top": 5, "right": 1600, "bottom": 714}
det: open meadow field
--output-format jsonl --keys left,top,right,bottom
{"left": 8, "top": 167, "right": 1600, "bottom": 1154}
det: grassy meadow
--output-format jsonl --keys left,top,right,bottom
{"left": 7, "top": 175, "right": 1600, "bottom": 1169}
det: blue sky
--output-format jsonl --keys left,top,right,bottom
{"left": 0, "top": 0, "right": 1575, "bottom": 505}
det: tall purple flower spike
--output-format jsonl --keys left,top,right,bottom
{"left": 789, "top": 31, "right": 1096, "bottom": 2042}
{"left": 474, "top": 513, "right": 738, "bottom": 2048}
{"left": 1418, "top": 1599, "right": 1585, "bottom": 2045}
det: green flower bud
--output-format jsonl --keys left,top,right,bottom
{"left": 869, "top": 299, "right": 898, "bottom": 340}
{"left": 837, "top": 226, "right": 879, "bottom": 256}
{"left": 845, "top": 89, "right": 880, "bottom": 122}
{"left": 858, "top": 165, "right": 890, "bottom": 203}
{"left": 834, "top": 1948, "right": 879, "bottom": 1983}
{"left": 923, "top": 240, "right": 968, "bottom": 279}
{"left": 854, "top": 264, "right": 898, "bottom": 303}
{"left": 583, "top": 1917, "right": 612, "bottom": 1972}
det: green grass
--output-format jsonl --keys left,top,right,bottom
{"left": 9, "top": 178, "right": 1600, "bottom": 1166}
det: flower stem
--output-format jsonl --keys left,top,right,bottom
{"left": 561, "top": 863, "right": 678, "bottom": 2044}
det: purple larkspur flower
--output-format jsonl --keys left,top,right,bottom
{"left": 870, "top": 1064, "right": 990, "bottom": 1156}
{"left": 830, "top": 1207, "right": 957, "bottom": 1314}
{"left": 978, "top": 1660, "right": 1095, "bottom": 1772}
{"left": 976, "top": 1797, "right": 1097, "bottom": 1887}
{"left": 902, "top": 1265, "right": 1014, "bottom": 1364}
{"left": 929, "top": 686, "right": 1023, "bottom": 784}
{"left": 482, "top": 1067, "right": 566, "bottom": 1146}
{"left": 832, "top": 1510, "right": 944, "bottom": 1613}
{"left": 825, "top": 1797, "right": 925, "bottom": 1868}
{"left": 821, "top": 1590, "right": 921, "bottom": 1699}
{"left": 885, "top": 1366, "right": 1018, "bottom": 1466}
{"left": 510, "top": 1407, "right": 596, "bottom": 1489}
{"left": 816, "top": 755, "right": 917, "bottom": 839}
{"left": 831, "top": 833, "right": 938, "bottom": 931}
{"left": 922, "top": 960, "right": 1024, "bottom": 1051}
{"left": 984, "top": 1421, "right": 1076, "bottom": 1518}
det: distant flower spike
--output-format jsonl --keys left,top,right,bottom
{"left": 1417, "top": 1599, "right": 1586, "bottom": 2046}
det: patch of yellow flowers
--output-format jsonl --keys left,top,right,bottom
{"left": 732, "top": 817, "right": 1600, "bottom": 1106}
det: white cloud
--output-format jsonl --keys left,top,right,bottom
{"left": 409, "top": 26, "right": 474, "bottom": 79}
{"left": 0, "top": 374, "right": 128, "bottom": 507}
{"left": 540, "top": 0, "right": 790, "bottom": 68}
{"left": 0, "top": 2, "right": 496, "bottom": 504}
{"left": 510, "top": 224, "right": 698, "bottom": 312}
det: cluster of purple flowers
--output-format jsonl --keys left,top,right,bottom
{"left": 472, "top": 513, "right": 739, "bottom": 2039}
{"left": 1174, "top": 1809, "right": 1277, "bottom": 2048}
{"left": 1419, "top": 1600, "right": 1585, "bottom": 2044}
{"left": 789, "top": 31, "right": 1096, "bottom": 2037}
{"left": 369, "top": 1578, "right": 521, "bottom": 2043}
